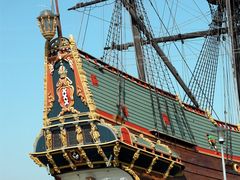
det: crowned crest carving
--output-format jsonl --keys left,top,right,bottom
{"left": 56, "top": 62, "right": 79, "bottom": 116}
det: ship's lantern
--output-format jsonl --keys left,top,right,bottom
{"left": 37, "top": 10, "right": 57, "bottom": 40}
{"left": 217, "top": 127, "right": 225, "bottom": 144}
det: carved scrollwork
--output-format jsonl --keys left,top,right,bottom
{"left": 63, "top": 150, "right": 76, "bottom": 170}
{"left": 96, "top": 145, "right": 109, "bottom": 166}
{"left": 122, "top": 165, "right": 140, "bottom": 180}
{"left": 30, "top": 155, "right": 45, "bottom": 167}
{"left": 130, "top": 149, "right": 140, "bottom": 169}
{"left": 69, "top": 35, "right": 98, "bottom": 120}
{"left": 163, "top": 161, "right": 175, "bottom": 179}
{"left": 206, "top": 110, "right": 218, "bottom": 126}
{"left": 46, "top": 153, "right": 60, "bottom": 173}
{"left": 233, "top": 163, "right": 240, "bottom": 174}
{"left": 146, "top": 156, "right": 158, "bottom": 174}
{"left": 156, "top": 140, "right": 172, "bottom": 154}
{"left": 78, "top": 147, "right": 93, "bottom": 168}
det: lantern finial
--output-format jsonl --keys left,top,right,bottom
{"left": 37, "top": 10, "right": 57, "bottom": 41}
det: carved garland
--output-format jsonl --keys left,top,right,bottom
{"left": 206, "top": 110, "right": 218, "bottom": 126}
{"left": 122, "top": 165, "right": 140, "bottom": 180}
{"left": 63, "top": 150, "right": 76, "bottom": 170}
{"left": 43, "top": 42, "right": 54, "bottom": 127}
{"left": 46, "top": 153, "right": 61, "bottom": 173}
{"left": 146, "top": 156, "right": 158, "bottom": 174}
{"left": 69, "top": 35, "right": 98, "bottom": 120}
{"left": 30, "top": 155, "right": 45, "bottom": 167}
{"left": 163, "top": 161, "right": 175, "bottom": 179}
{"left": 78, "top": 147, "right": 93, "bottom": 168}
{"left": 130, "top": 149, "right": 140, "bottom": 169}
{"left": 96, "top": 145, "right": 109, "bottom": 166}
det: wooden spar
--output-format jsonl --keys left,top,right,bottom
{"left": 120, "top": 0, "right": 199, "bottom": 107}
{"left": 129, "top": 0, "right": 146, "bottom": 81}
{"left": 104, "top": 28, "right": 227, "bottom": 50}
{"left": 68, "top": 0, "right": 108, "bottom": 10}
{"left": 55, "top": 0, "right": 62, "bottom": 37}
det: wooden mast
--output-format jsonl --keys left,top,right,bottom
{"left": 120, "top": 0, "right": 199, "bottom": 107}
{"left": 226, "top": 0, "right": 240, "bottom": 106}
{"left": 128, "top": 0, "right": 146, "bottom": 81}
{"left": 68, "top": 0, "right": 199, "bottom": 107}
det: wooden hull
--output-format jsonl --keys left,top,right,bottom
{"left": 31, "top": 37, "right": 240, "bottom": 179}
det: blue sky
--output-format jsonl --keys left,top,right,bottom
{"left": 0, "top": 0, "right": 234, "bottom": 180}
{"left": 0, "top": 0, "right": 112, "bottom": 179}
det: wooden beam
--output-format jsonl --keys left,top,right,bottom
{"left": 104, "top": 28, "right": 227, "bottom": 50}
{"left": 68, "top": 0, "right": 108, "bottom": 10}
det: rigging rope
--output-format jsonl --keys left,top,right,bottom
{"left": 184, "top": 6, "right": 222, "bottom": 114}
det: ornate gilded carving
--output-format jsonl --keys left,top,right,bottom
{"left": 130, "top": 149, "right": 140, "bottom": 169}
{"left": 176, "top": 94, "right": 185, "bottom": 107}
{"left": 122, "top": 165, "right": 140, "bottom": 180}
{"left": 56, "top": 62, "right": 80, "bottom": 116}
{"left": 59, "top": 117, "right": 65, "bottom": 123}
{"left": 156, "top": 140, "right": 172, "bottom": 154}
{"left": 43, "top": 42, "right": 55, "bottom": 126}
{"left": 146, "top": 156, "right": 158, "bottom": 174}
{"left": 139, "top": 134, "right": 155, "bottom": 148}
{"left": 163, "top": 161, "right": 175, "bottom": 179}
{"left": 60, "top": 127, "right": 68, "bottom": 147}
{"left": 113, "top": 142, "right": 121, "bottom": 167}
{"left": 100, "top": 118, "right": 118, "bottom": 134}
{"left": 75, "top": 125, "right": 84, "bottom": 145}
{"left": 63, "top": 150, "right": 76, "bottom": 170}
{"left": 69, "top": 35, "right": 98, "bottom": 120}
{"left": 96, "top": 145, "right": 109, "bottom": 166}
{"left": 45, "top": 130, "right": 52, "bottom": 150}
{"left": 206, "top": 110, "right": 218, "bottom": 126}
{"left": 90, "top": 123, "right": 100, "bottom": 143}
{"left": 233, "top": 163, "right": 240, "bottom": 174}
{"left": 44, "top": 118, "right": 51, "bottom": 127}
{"left": 78, "top": 147, "right": 93, "bottom": 168}
{"left": 30, "top": 155, "right": 45, "bottom": 167}
{"left": 69, "top": 150, "right": 81, "bottom": 162}
{"left": 46, "top": 153, "right": 60, "bottom": 173}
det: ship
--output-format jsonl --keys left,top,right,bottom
{"left": 30, "top": 0, "right": 240, "bottom": 179}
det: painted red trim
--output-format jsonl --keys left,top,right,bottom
{"left": 196, "top": 146, "right": 240, "bottom": 162}
{"left": 96, "top": 109, "right": 115, "bottom": 120}
{"left": 96, "top": 108, "right": 240, "bottom": 162}
{"left": 216, "top": 121, "right": 240, "bottom": 132}
{"left": 96, "top": 108, "right": 151, "bottom": 135}
{"left": 78, "top": 50, "right": 226, "bottom": 124}
{"left": 78, "top": 50, "right": 177, "bottom": 100}
{"left": 124, "top": 121, "right": 151, "bottom": 135}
